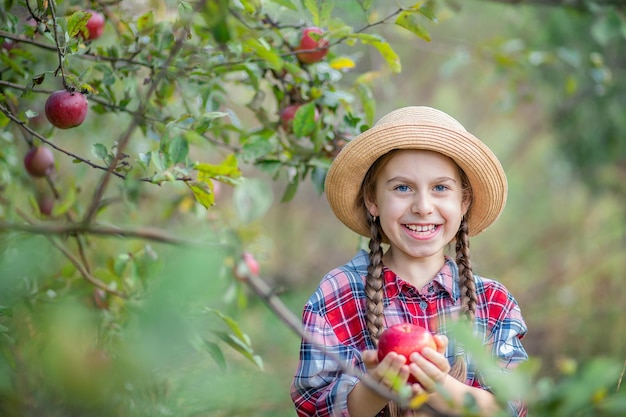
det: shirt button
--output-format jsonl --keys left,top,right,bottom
{"left": 428, "top": 285, "right": 434, "bottom": 293}
{"left": 419, "top": 301, "right": 428, "bottom": 311}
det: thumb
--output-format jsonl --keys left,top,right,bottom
{"left": 433, "top": 334, "right": 449, "bottom": 354}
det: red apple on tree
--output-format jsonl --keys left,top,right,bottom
{"left": 37, "top": 195, "right": 55, "bottom": 216}
{"left": 1, "top": 38, "right": 16, "bottom": 52}
{"left": 82, "top": 10, "right": 105, "bottom": 41}
{"left": 45, "top": 90, "right": 89, "bottom": 129}
{"left": 295, "top": 27, "right": 329, "bottom": 64}
{"left": 377, "top": 323, "right": 437, "bottom": 384}
{"left": 280, "top": 103, "right": 320, "bottom": 132}
{"left": 233, "top": 252, "right": 260, "bottom": 282}
{"left": 24, "top": 146, "right": 55, "bottom": 177}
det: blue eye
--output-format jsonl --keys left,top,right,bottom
{"left": 395, "top": 184, "right": 410, "bottom": 192}
{"left": 433, "top": 184, "right": 448, "bottom": 192}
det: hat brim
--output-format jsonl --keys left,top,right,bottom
{"left": 325, "top": 121, "right": 507, "bottom": 238}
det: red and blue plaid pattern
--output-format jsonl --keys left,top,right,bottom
{"left": 291, "top": 250, "right": 528, "bottom": 417}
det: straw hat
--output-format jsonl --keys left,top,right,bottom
{"left": 325, "top": 106, "right": 507, "bottom": 237}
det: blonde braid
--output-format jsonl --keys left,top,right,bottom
{"left": 365, "top": 215, "right": 385, "bottom": 345}
{"left": 455, "top": 216, "right": 477, "bottom": 322}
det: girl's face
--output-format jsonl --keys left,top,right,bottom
{"left": 365, "top": 149, "right": 470, "bottom": 264}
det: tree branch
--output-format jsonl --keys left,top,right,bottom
{"left": 0, "top": 221, "right": 206, "bottom": 246}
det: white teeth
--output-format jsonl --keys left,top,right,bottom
{"left": 405, "top": 224, "right": 437, "bottom": 232}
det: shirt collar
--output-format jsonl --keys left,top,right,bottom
{"left": 383, "top": 256, "right": 460, "bottom": 301}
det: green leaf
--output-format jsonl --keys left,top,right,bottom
{"left": 361, "top": 38, "right": 402, "bottom": 73}
{"left": 303, "top": 0, "right": 320, "bottom": 26}
{"left": 359, "top": 0, "right": 373, "bottom": 11}
{"left": 241, "top": 134, "right": 276, "bottom": 162}
{"left": 408, "top": 0, "right": 438, "bottom": 21}
{"left": 207, "top": 308, "right": 251, "bottom": 345}
{"left": 293, "top": 102, "right": 318, "bottom": 138}
{"left": 233, "top": 178, "right": 273, "bottom": 224}
{"left": 91, "top": 143, "right": 108, "bottom": 161}
{"left": 395, "top": 11, "right": 431, "bottom": 42}
{"left": 281, "top": 175, "right": 299, "bottom": 202}
{"left": 204, "top": 340, "right": 227, "bottom": 370}
{"left": 0, "top": 305, "right": 13, "bottom": 318}
{"left": 67, "top": 11, "right": 91, "bottom": 38}
{"left": 320, "top": 0, "right": 335, "bottom": 27}
{"left": 243, "top": 38, "right": 283, "bottom": 72}
{"left": 168, "top": 136, "right": 189, "bottom": 164}
{"left": 239, "top": 0, "right": 258, "bottom": 14}
{"left": 355, "top": 82, "right": 376, "bottom": 126}
{"left": 270, "top": 0, "right": 298, "bottom": 11}
{"left": 136, "top": 10, "right": 155, "bottom": 32}
{"left": 195, "top": 154, "right": 242, "bottom": 185}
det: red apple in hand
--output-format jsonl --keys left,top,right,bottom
{"left": 377, "top": 323, "right": 437, "bottom": 384}
{"left": 296, "top": 27, "right": 329, "bottom": 64}
{"left": 45, "top": 90, "right": 89, "bottom": 129}
{"left": 82, "top": 10, "right": 105, "bottom": 40}
{"left": 24, "top": 146, "right": 55, "bottom": 177}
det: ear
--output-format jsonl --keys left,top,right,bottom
{"left": 461, "top": 198, "right": 470, "bottom": 218}
{"left": 364, "top": 195, "right": 379, "bottom": 218}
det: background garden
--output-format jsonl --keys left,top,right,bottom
{"left": 1, "top": 0, "right": 625, "bottom": 416}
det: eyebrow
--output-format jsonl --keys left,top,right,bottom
{"left": 386, "top": 176, "right": 458, "bottom": 184}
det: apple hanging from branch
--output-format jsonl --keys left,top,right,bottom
{"left": 82, "top": 10, "right": 106, "bottom": 41}
{"left": 377, "top": 323, "right": 437, "bottom": 384}
{"left": 24, "top": 146, "right": 55, "bottom": 177}
{"left": 233, "top": 252, "right": 260, "bottom": 282}
{"left": 295, "top": 27, "right": 329, "bottom": 65}
{"left": 45, "top": 90, "right": 89, "bottom": 129}
{"left": 279, "top": 103, "right": 320, "bottom": 134}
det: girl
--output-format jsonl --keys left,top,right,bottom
{"left": 291, "top": 106, "right": 528, "bottom": 417}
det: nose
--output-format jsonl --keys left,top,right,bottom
{"left": 412, "top": 191, "right": 434, "bottom": 215}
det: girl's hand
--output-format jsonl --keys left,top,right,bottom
{"left": 362, "top": 349, "right": 411, "bottom": 392}
{"left": 407, "top": 334, "right": 451, "bottom": 394}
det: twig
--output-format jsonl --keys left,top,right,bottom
{"left": 48, "top": 236, "right": 127, "bottom": 298}
{"left": 1, "top": 200, "right": 127, "bottom": 299}
{"left": 618, "top": 360, "right": 625, "bottom": 392}
{"left": 81, "top": 26, "right": 190, "bottom": 225}
{"left": 0, "top": 221, "right": 205, "bottom": 246}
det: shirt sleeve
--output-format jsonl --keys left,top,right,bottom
{"left": 291, "top": 301, "right": 362, "bottom": 417}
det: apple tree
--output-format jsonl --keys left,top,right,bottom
{"left": 0, "top": 0, "right": 441, "bottom": 415}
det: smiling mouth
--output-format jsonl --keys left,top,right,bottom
{"left": 404, "top": 224, "right": 439, "bottom": 233}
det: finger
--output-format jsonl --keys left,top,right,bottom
{"left": 433, "top": 334, "right": 448, "bottom": 354}
{"left": 408, "top": 362, "right": 436, "bottom": 393}
{"left": 409, "top": 352, "right": 449, "bottom": 388}
{"left": 362, "top": 349, "right": 379, "bottom": 369}
{"left": 420, "top": 347, "right": 451, "bottom": 374}
{"left": 373, "top": 353, "right": 409, "bottom": 390}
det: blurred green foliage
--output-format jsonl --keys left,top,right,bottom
{"left": 0, "top": 0, "right": 625, "bottom": 416}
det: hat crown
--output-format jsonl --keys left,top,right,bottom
{"left": 325, "top": 105, "right": 507, "bottom": 238}
{"left": 375, "top": 106, "right": 467, "bottom": 132}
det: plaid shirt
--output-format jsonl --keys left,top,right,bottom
{"left": 291, "top": 250, "right": 528, "bottom": 417}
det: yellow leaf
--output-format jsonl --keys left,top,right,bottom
{"left": 408, "top": 392, "right": 429, "bottom": 409}
{"left": 329, "top": 56, "right": 356, "bottom": 70}
{"left": 187, "top": 182, "right": 215, "bottom": 209}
